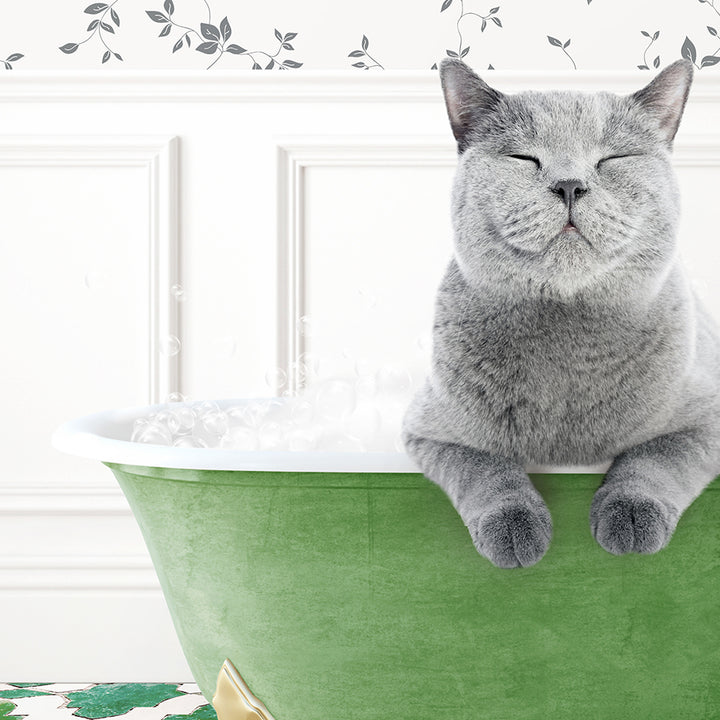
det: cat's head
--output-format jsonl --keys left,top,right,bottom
{"left": 440, "top": 59, "right": 693, "bottom": 298}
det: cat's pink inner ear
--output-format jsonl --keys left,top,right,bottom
{"left": 439, "top": 59, "right": 504, "bottom": 151}
{"left": 630, "top": 59, "right": 694, "bottom": 145}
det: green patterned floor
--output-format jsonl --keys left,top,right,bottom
{"left": 0, "top": 683, "right": 216, "bottom": 719}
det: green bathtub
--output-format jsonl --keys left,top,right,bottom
{"left": 54, "top": 401, "right": 720, "bottom": 719}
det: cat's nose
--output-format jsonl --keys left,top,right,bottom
{"left": 550, "top": 179, "right": 587, "bottom": 210}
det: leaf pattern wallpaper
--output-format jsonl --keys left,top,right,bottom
{"left": 0, "top": 0, "right": 719, "bottom": 71}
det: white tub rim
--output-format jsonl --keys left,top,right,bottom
{"left": 52, "top": 398, "right": 423, "bottom": 473}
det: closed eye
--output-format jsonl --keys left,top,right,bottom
{"left": 508, "top": 154, "right": 541, "bottom": 169}
{"left": 596, "top": 153, "right": 642, "bottom": 169}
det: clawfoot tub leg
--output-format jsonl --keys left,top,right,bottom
{"left": 403, "top": 433, "right": 552, "bottom": 568}
{"left": 213, "top": 659, "right": 276, "bottom": 720}
{"left": 590, "top": 429, "right": 720, "bottom": 555}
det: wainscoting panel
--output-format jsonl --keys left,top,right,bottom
{"left": 0, "top": 71, "right": 717, "bottom": 680}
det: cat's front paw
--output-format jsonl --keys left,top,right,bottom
{"left": 468, "top": 498, "right": 552, "bottom": 569}
{"left": 590, "top": 487, "right": 678, "bottom": 555}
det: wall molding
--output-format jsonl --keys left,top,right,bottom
{"left": 0, "top": 135, "right": 180, "bottom": 404}
{"left": 276, "top": 136, "right": 456, "bottom": 393}
{"left": 0, "top": 555, "right": 159, "bottom": 592}
{"left": 0, "top": 70, "right": 718, "bottom": 103}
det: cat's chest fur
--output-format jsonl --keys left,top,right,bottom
{"left": 432, "top": 263, "right": 692, "bottom": 464}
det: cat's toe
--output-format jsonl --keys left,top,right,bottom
{"left": 590, "top": 490, "right": 677, "bottom": 555}
{"left": 468, "top": 499, "right": 552, "bottom": 568}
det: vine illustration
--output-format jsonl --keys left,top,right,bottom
{"left": 146, "top": 0, "right": 302, "bottom": 69}
{"left": 547, "top": 35, "right": 576, "bottom": 69}
{"left": 2, "top": 52, "right": 24, "bottom": 69}
{"left": 698, "top": 0, "right": 720, "bottom": 17}
{"left": 348, "top": 35, "right": 384, "bottom": 69}
{"left": 638, "top": 29, "right": 660, "bottom": 69}
{"left": 440, "top": 0, "right": 502, "bottom": 61}
{"left": 681, "top": 29, "right": 720, "bottom": 69}
{"left": 59, "top": 1, "right": 124, "bottom": 64}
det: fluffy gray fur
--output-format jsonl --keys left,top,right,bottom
{"left": 402, "top": 58, "right": 720, "bottom": 568}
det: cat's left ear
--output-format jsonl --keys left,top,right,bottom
{"left": 439, "top": 58, "right": 506, "bottom": 153}
{"left": 629, "top": 59, "right": 694, "bottom": 146}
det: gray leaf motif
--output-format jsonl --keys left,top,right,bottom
{"left": 164, "top": 0, "right": 174, "bottom": 15}
{"left": 59, "top": 42, "right": 79, "bottom": 54}
{"left": 102, "top": 50, "right": 111, "bottom": 63}
{"left": 362, "top": 34, "right": 369, "bottom": 51}
{"left": 172, "top": 37, "right": 183, "bottom": 53}
{"left": 146, "top": 11, "right": 168, "bottom": 23}
{"left": 84, "top": 3, "right": 108, "bottom": 13}
{"left": 6, "top": 53, "right": 23, "bottom": 61}
{"left": 274, "top": 28, "right": 282, "bottom": 41}
{"left": 100, "top": 21, "right": 114, "bottom": 33}
{"left": 87, "top": 19, "right": 99, "bottom": 30}
{"left": 709, "top": 26, "right": 718, "bottom": 37}
{"left": 547, "top": 36, "right": 563, "bottom": 47}
{"left": 282, "top": 59, "right": 302, "bottom": 68}
{"left": 196, "top": 41, "right": 218, "bottom": 54}
{"left": 111, "top": 8, "right": 120, "bottom": 26}
{"left": 201, "top": 23, "right": 221, "bottom": 42}
{"left": 701, "top": 55, "right": 720, "bottom": 67}
{"left": 225, "top": 44, "right": 246, "bottom": 54}
{"left": 440, "top": 0, "right": 453, "bottom": 11}
{"left": 653, "top": 55, "right": 660, "bottom": 68}
{"left": 220, "top": 17, "right": 231, "bottom": 42}
{"left": 159, "top": 24, "right": 171, "bottom": 37}
{"left": 681, "top": 36, "right": 697, "bottom": 64}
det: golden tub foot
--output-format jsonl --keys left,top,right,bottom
{"left": 212, "top": 659, "right": 276, "bottom": 720}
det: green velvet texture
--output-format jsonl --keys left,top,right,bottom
{"left": 107, "top": 463, "right": 720, "bottom": 719}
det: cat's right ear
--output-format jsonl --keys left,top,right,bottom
{"left": 439, "top": 58, "right": 505, "bottom": 153}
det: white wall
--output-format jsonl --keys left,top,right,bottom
{"left": 0, "top": 69, "right": 718, "bottom": 680}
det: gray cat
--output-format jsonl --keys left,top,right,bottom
{"left": 402, "top": 58, "right": 720, "bottom": 568}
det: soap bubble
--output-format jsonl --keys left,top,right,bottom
{"left": 314, "top": 379, "right": 356, "bottom": 422}
{"left": 265, "top": 366, "right": 288, "bottom": 392}
{"left": 293, "top": 352, "right": 321, "bottom": 385}
{"left": 130, "top": 417, "right": 151, "bottom": 442}
{"left": 298, "top": 315, "right": 313, "bottom": 338}
{"left": 416, "top": 331, "right": 432, "bottom": 353}
{"left": 173, "top": 436, "right": 202, "bottom": 448}
{"left": 170, "top": 283, "right": 185, "bottom": 302}
{"left": 168, "top": 406, "right": 195, "bottom": 434}
{"left": 221, "top": 426, "right": 259, "bottom": 451}
{"left": 290, "top": 398, "right": 314, "bottom": 426}
{"left": 357, "top": 287, "right": 377, "bottom": 310}
{"left": 160, "top": 335, "right": 181, "bottom": 357}
{"left": 343, "top": 403, "right": 382, "bottom": 439}
{"left": 287, "top": 428, "right": 317, "bottom": 451}
{"left": 134, "top": 422, "right": 172, "bottom": 446}
{"left": 84, "top": 270, "right": 108, "bottom": 291}
{"left": 354, "top": 356, "right": 373, "bottom": 378}
{"left": 376, "top": 364, "right": 412, "bottom": 397}
{"left": 258, "top": 421, "right": 284, "bottom": 450}
{"left": 355, "top": 374, "right": 377, "bottom": 399}
{"left": 201, "top": 409, "right": 229, "bottom": 437}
